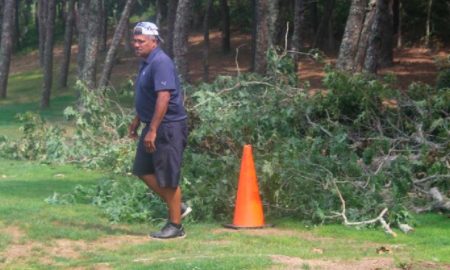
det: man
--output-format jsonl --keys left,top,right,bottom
{"left": 129, "top": 22, "right": 191, "bottom": 239}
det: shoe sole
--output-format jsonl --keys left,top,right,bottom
{"left": 181, "top": 206, "right": 192, "bottom": 219}
{"left": 148, "top": 233, "right": 186, "bottom": 240}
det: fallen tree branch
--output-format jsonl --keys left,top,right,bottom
{"left": 429, "top": 187, "right": 450, "bottom": 212}
{"left": 331, "top": 179, "right": 397, "bottom": 237}
{"left": 413, "top": 174, "right": 450, "bottom": 184}
{"left": 305, "top": 114, "right": 333, "bottom": 137}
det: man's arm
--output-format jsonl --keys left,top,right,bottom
{"left": 128, "top": 115, "right": 141, "bottom": 139}
{"left": 144, "top": 90, "right": 170, "bottom": 152}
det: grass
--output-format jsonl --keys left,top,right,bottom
{"left": 0, "top": 159, "right": 449, "bottom": 269}
{"left": 0, "top": 69, "right": 77, "bottom": 139}
{"left": 1, "top": 61, "right": 449, "bottom": 270}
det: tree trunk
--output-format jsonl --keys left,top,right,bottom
{"left": 291, "top": 0, "right": 305, "bottom": 53}
{"left": 220, "top": 0, "right": 230, "bottom": 54}
{"left": 123, "top": 18, "right": 132, "bottom": 53}
{"left": 155, "top": 0, "right": 164, "bottom": 27}
{"left": 425, "top": 0, "right": 432, "bottom": 48}
{"left": 268, "top": 0, "right": 280, "bottom": 46}
{"left": 38, "top": 0, "right": 47, "bottom": 67}
{"left": 80, "top": 0, "right": 101, "bottom": 89}
{"left": 354, "top": 0, "right": 376, "bottom": 72}
{"left": 336, "top": 0, "right": 367, "bottom": 72}
{"left": 173, "top": 0, "right": 193, "bottom": 82}
{"left": 76, "top": 0, "right": 88, "bottom": 77}
{"left": 253, "top": 0, "right": 271, "bottom": 75}
{"left": 363, "top": 0, "right": 387, "bottom": 74}
{"left": 0, "top": 0, "right": 3, "bottom": 37}
{"left": 202, "top": 0, "right": 213, "bottom": 82}
{"left": 251, "top": 0, "right": 256, "bottom": 71}
{"left": 40, "top": 0, "right": 56, "bottom": 108}
{"left": 393, "top": 0, "right": 401, "bottom": 48}
{"left": 99, "top": 0, "right": 135, "bottom": 88}
{"left": 313, "top": 0, "right": 335, "bottom": 51}
{"left": 165, "top": 0, "right": 178, "bottom": 58}
{"left": 0, "top": 0, "right": 15, "bottom": 99}
{"left": 13, "top": 0, "right": 19, "bottom": 48}
{"left": 378, "top": 0, "right": 393, "bottom": 68}
{"left": 99, "top": 0, "right": 107, "bottom": 52}
{"left": 310, "top": 0, "right": 318, "bottom": 34}
{"left": 58, "top": 0, "right": 75, "bottom": 89}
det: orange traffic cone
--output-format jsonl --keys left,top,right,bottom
{"left": 224, "top": 145, "right": 270, "bottom": 229}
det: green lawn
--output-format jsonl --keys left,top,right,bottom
{"left": 0, "top": 69, "right": 77, "bottom": 139}
{"left": 1, "top": 64, "right": 449, "bottom": 270}
{"left": 0, "top": 159, "right": 449, "bottom": 269}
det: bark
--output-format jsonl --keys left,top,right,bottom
{"left": 13, "top": 0, "right": 18, "bottom": 48}
{"left": 99, "top": 0, "right": 135, "bottom": 88}
{"left": 173, "top": 0, "right": 193, "bottom": 82}
{"left": 165, "top": 0, "right": 178, "bottom": 58}
{"left": 378, "top": 0, "right": 393, "bottom": 68}
{"left": 313, "top": 0, "right": 335, "bottom": 50}
{"left": 202, "top": 0, "right": 213, "bottom": 82}
{"left": 354, "top": 0, "right": 376, "bottom": 72}
{"left": 291, "top": 0, "right": 306, "bottom": 53}
{"left": 251, "top": 0, "right": 256, "bottom": 71}
{"left": 268, "top": 0, "right": 279, "bottom": 46}
{"left": 38, "top": 0, "right": 48, "bottom": 67}
{"left": 0, "top": 0, "right": 15, "bottom": 99}
{"left": 336, "top": 0, "right": 368, "bottom": 72}
{"left": 99, "top": 0, "right": 107, "bottom": 52}
{"left": 76, "top": 0, "right": 88, "bottom": 77}
{"left": 220, "top": 0, "right": 230, "bottom": 53}
{"left": 80, "top": 0, "right": 101, "bottom": 89}
{"left": 40, "top": 0, "right": 56, "bottom": 108}
{"left": 123, "top": 18, "right": 132, "bottom": 53}
{"left": 310, "top": 0, "right": 318, "bottom": 34}
{"left": 58, "top": 0, "right": 75, "bottom": 89}
{"left": 155, "top": 0, "right": 164, "bottom": 27}
{"left": 0, "top": 0, "right": 3, "bottom": 37}
{"left": 425, "top": 0, "right": 432, "bottom": 48}
{"left": 253, "top": 0, "right": 270, "bottom": 74}
{"left": 363, "top": 0, "right": 387, "bottom": 74}
{"left": 393, "top": 0, "right": 401, "bottom": 48}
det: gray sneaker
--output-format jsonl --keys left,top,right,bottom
{"left": 149, "top": 222, "right": 186, "bottom": 239}
{"left": 181, "top": 203, "right": 192, "bottom": 219}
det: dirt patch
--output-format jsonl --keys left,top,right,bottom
{"left": 0, "top": 226, "right": 24, "bottom": 243}
{"left": 270, "top": 254, "right": 398, "bottom": 270}
{"left": 0, "top": 234, "right": 148, "bottom": 267}
{"left": 9, "top": 30, "right": 441, "bottom": 93}
{"left": 213, "top": 227, "right": 335, "bottom": 242}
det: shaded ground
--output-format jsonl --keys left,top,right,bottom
{"left": 9, "top": 31, "right": 445, "bottom": 91}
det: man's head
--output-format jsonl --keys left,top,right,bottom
{"left": 133, "top": 22, "right": 162, "bottom": 58}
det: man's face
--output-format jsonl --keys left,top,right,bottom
{"left": 133, "top": 35, "right": 157, "bottom": 58}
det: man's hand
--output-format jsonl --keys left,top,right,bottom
{"left": 128, "top": 116, "right": 140, "bottom": 140}
{"left": 144, "top": 129, "right": 157, "bottom": 152}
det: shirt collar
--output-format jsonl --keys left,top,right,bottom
{"left": 143, "top": 46, "right": 161, "bottom": 65}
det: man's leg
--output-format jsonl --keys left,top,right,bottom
{"left": 139, "top": 174, "right": 181, "bottom": 224}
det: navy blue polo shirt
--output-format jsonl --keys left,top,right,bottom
{"left": 135, "top": 47, "right": 187, "bottom": 123}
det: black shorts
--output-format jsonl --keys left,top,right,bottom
{"left": 132, "top": 120, "right": 188, "bottom": 188}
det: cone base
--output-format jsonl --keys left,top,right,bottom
{"left": 223, "top": 223, "right": 274, "bottom": 230}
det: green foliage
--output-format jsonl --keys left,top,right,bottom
{"left": 0, "top": 81, "right": 136, "bottom": 173}
{"left": 1, "top": 53, "right": 448, "bottom": 227}
{"left": 436, "top": 68, "right": 450, "bottom": 90}
{"left": 435, "top": 55, "right": 450, "bottom": 90}
{"left": 46, "top": 177, "right": 167, "bottom": 223}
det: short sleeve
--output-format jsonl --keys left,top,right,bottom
{"left": 152, "top": 58, "right": 177, "bottom": 92}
